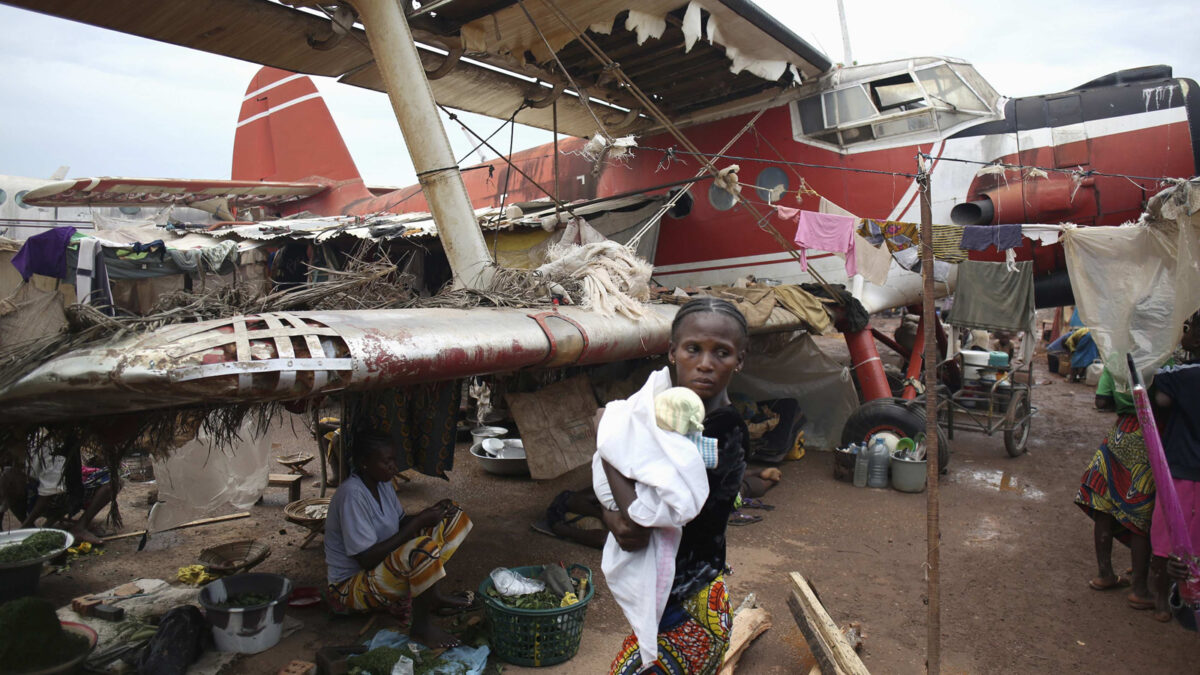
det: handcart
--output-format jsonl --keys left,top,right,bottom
{"left": 937, "top": 351, "right": 1036, "bottom": 457}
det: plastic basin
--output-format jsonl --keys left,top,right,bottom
{"left": 198, "top": 573, "right": 292, "bottom": 654}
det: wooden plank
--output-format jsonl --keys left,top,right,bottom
{"left": 788, "top": 590, "right": 841, "bottom": 675}
{"left": 101, "top": 512, "right": 251, "bottom": 542}
{"left": 787, "top": 572, "right": 870, "bottom": 675}
{"left": 718, "top": 606, "right": 772, "bottom": 674}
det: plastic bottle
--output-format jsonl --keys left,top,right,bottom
{"left": 867, "top": 437, "right": 890, "bottom": 488}
{"left": 852, "top": 443, "right": 869, "bottom": 487}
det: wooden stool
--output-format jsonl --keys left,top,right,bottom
{"left": 269, "top": 473, "right": 304, "bottom": 502}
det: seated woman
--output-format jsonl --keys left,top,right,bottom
{"left": 324, "top": 434, "right": 474, "bottom": 647}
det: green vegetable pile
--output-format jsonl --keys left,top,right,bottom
{"left": 215, "top": 592, "right": 274, "bottom": 608}
{"left": 347, "top": 645, "right": 467, "bottom": 675}
{"left": 0, "top": 542, "right": 38, "bottom": 564}
{"left": 0, "top": 597, "right": 90, "bottom": 673}
{"left": 24, "top": 530, "right": 67, "bottom": 554}
{"left": 0, "top": 530, "right": 67, "bottom": 565}
{"left": 347, "top": 646, "right": 406, "bottom": 675}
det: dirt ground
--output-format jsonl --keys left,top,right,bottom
{"left": 15, "top": 326, "right": 1200, "bottom": 673}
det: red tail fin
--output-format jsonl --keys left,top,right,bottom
{"left": 232, "top": 67, "right": 360, "bottom": 183}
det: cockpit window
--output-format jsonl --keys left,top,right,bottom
{"left": 823, "top": 85, "right": 876, "bottom": 128}
{"left": 950, "top": 63, "right": 1000, "bottom": 109}
{"left": 792, "top": 60, "right": 999, "bottom": 151}
{"left": 915, "top": 65, "right": 987, "bottom": 112}
{"left": 871, "top": 74, "right": 927, "bottom": 112}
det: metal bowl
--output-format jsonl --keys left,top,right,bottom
{"left": 0, "top": 528, "right": 74, "bottom": 570}
{"left": 470, "top": 426, "right": 508, "bottom": 447}
{"left": 470, "top": 440, "right": 529, "bottom": 476}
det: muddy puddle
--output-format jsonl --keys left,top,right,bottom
{"left": 949, "top": 466, "right": 1046, "bottom": 500}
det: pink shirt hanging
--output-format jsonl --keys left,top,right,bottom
{"left": 778, "top": 207, "right": 858, "bottom": 277}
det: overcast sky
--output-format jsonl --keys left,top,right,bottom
{"left": 1, "top": 0, "right": 1197, "bottom": 186}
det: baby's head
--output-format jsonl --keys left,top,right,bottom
{"left": 655, "top": 387, "right": 706, "bottom": 435}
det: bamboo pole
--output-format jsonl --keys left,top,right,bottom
{"left": 918, "top": 168, "right": 941, "bottom": 673}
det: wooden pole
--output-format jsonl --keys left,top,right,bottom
{"left": 918, "top": 167, "right": 941, "bottom": 673}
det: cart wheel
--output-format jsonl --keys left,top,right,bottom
{"left": 1003, "top": 389, "right": 1031, "bottom": 457}
{"left": 841, "top": 398, "right": 951, "bottom": 471}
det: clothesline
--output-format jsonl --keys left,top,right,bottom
{"left": 775, "top": 205, "right": 1073, "bottom": 287}
{"left": 918, "top": 153, "right": 1186, "bottom": 186}
{"left": 632, "top": 144, "right": 1190, "bottom": 186}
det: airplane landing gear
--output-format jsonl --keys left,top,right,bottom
{"left": 840, "top": 397, "right": 950, "bottom": 471}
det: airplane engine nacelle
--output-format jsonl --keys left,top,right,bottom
{"left": 951, "top": 178, "right": 1080, "bottom": 225}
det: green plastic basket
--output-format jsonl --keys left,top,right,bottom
{"left": 478, "top": 564, "right": 594, "bottom": 667}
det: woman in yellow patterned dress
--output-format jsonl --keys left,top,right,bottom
{"left": 324, "top": 435, "right": 474, "bottom": 647}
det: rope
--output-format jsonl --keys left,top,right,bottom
{"left": 626, "top": 108, "right": 768, "bottom": 251}
{"left": 439, "top": 105, "right": 577, "bottom": 217}
{"left": 515, "top": 0, "right": 612, "bottom": 141}
{"left": 535, "top": 0, "right": 845, "bottom": 301}
{"left": 919, "top": 153, "right": 1182, "bottom": 186}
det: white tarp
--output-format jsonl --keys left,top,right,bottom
{"left": 147, "top": 417, "right": 275, "bottom": 532}
{"left": 1064, "top": 180, "right": 1200, "bottom": 386}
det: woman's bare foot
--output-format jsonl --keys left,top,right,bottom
{"left": 1088, "top": 574, "right": 1129, "bottom": 591}
{"left": 1127, "top": 592, "right": 1156, "bottom": 610}
{"left": 759, "top": 468, "right": 782, "bottom": 484}
{"left": 69, "top": 525, "right": 103, "bottom": 546}
{"left": 410, "top": 621, "right": 461, "bottom": 648}
{"left": 431, "top": 589, "right": 474, "bottom": 610}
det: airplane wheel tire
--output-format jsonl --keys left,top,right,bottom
{"left": 841, "top": 398, "right": 951, "bottom": 471}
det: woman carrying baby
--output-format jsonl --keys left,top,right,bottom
{"left": 600, "top": 297, "right": 749, "bottom": 675}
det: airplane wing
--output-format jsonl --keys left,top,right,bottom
{"left": 23, "top": 177, "right": 327, "bottom": 209}
{"left": 3, "top": 0, "right": 830, "bottom": 137}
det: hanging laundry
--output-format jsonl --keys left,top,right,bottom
{"left": 893, "top": 247, "right": 953, "bottom": 283}
{"left": 1021, "top": 224, "right": 1063, "bottom": 246}
{"left": 853, "top": 233, "right": 891, "bottom": 286}
{"left": 858, "top": 219, "right": 919, "bottom": 253}
{"left": 347, "top": 380, "right": 463, "bottom": 478}
{"left": 74, "top": 238, "right": 114, "bottom": 309}
{"left": 959, "top": 224, "right": 1024, "bottom": 251}
{"left": 949, "top": 260, "right": 1035, "bottom": 333}
{"left": 10, "top": 226, "right": 76, "bottom": 281}
{"left": 779, "top": 207, "right": 857, "bottom": 277}
{"left": 817, "top": 199, "right": 886, "bottom": 284}
{"left": 930, "top": 223, "right": 968, "bottom": 263}
{"left": 995, "top": 224, "right": 1023, "bottom": 250}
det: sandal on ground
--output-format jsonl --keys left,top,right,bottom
{"left": 530, "top": 519, "right": 566, "bottom": 541}
{"left": 1088, "top": 575, "right": 1130, "bottom": 591}
{"left": 728, "top": 513, "right": 763, "bottom": 526}
{"left": 739, "top": 498, "right": 775, "bottom": 511}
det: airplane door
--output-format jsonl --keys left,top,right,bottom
{"left": 1046, "top": 95, "right": 1089, "bottom": 168}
